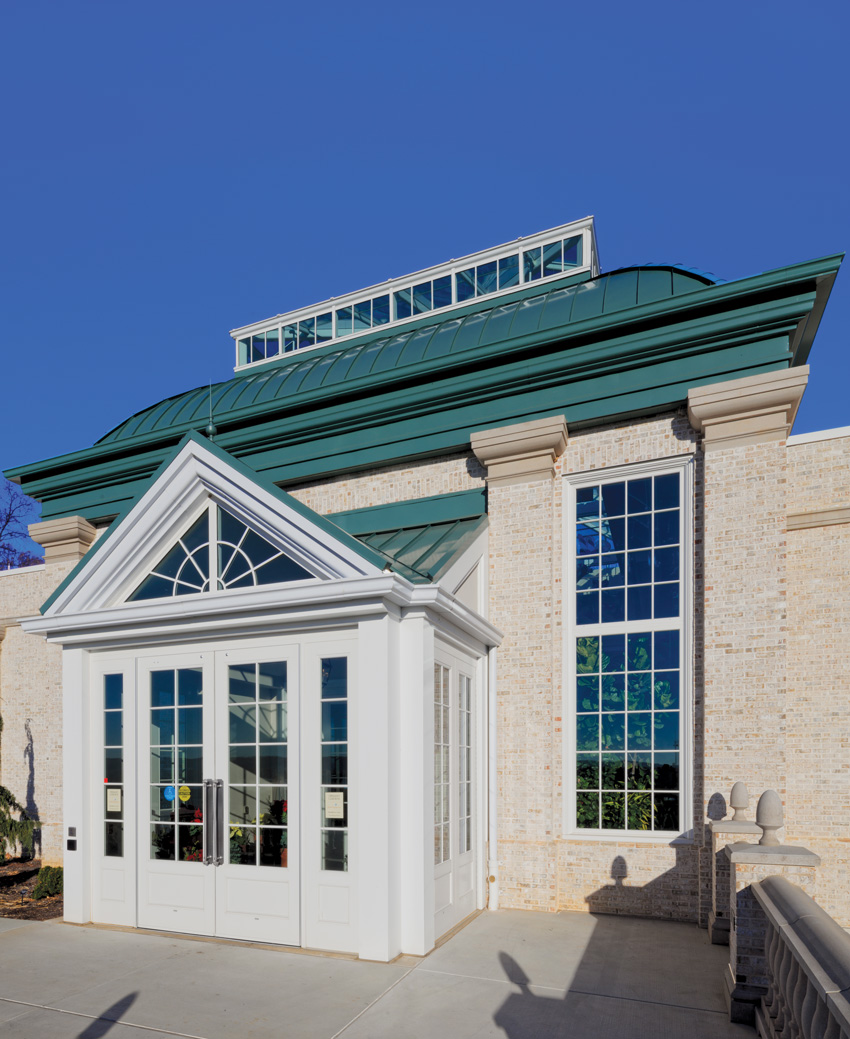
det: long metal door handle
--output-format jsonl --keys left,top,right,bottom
{"left": 215, "top": 780, "right": 224, "bottom": 865}
{"left": 203, "top": 780, "right": 214, "bottom": 865}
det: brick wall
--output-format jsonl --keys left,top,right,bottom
{"left": 0, "top": 561, "right": 75, "bottom": 865}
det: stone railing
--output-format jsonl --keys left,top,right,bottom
{"left": 753, "top": 875, "right": 850, "bottom": 1039}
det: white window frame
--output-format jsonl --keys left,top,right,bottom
{"left": 562, "top": 454, "right": 694, "bottom": 842}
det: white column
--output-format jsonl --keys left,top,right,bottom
{"left": 355, "top": 613, "right": 400, "bottom": 961}
{"left": 62, "top": 647, "right": 90, "bottom": 923}
{"left": 398, "top": 615, "right": 435, "bottom": 956}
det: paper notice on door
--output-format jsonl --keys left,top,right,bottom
{"left": 324, "top": 791, "right": 344, "bottom": 819}
{"left": 106, "top": 788, "right": 121, "bottom": 813}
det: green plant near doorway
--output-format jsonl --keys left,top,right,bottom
{"left": 0, "top": 713, "right": 37, "bottom": 859}
{"left": 32, "top": 865, "right": 63, "bottom": 899}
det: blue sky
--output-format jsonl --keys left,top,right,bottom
{"left": 1, "top": 1, "right": 848, "bottom": 532}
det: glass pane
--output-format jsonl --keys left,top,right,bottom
{"left": 413, "top": 281, "right": 432, "bottom": 313}
{"left": 576, "top": 637, "right": 599, "bottom": 673}
{"left": 433, "top": 276, "right": 452, "bottom": 308}
{"left": 259, "top": 828, "right": 287, "bottom": 867}
{"left": 315, "top": 312, "right": 333, "bottom": 342}
{"left": 577, "top": 556, "right": 599, "bottom": 589}
{"left": 455, "top": 268, "right": 475, "bottom": 302}
{"left": 654, "top": 672, "right": 679, "bottom": 710}
{"left": 265, "top": 327, "right": 280, "bottom": 356}
{"left": 601, "top": 482, "right": 625, "bottom": 517}
{"left": 577, "top": 591, "right": 598, "bottom": 624}
{"left": 322, "top": 744, "right": 348, "bottom": 784}
{"left": 229, "top": 826, "right": 256, "bottom": 865}
{"left": 178, "top": 707, "right": 202, "bottom": 746}
{"left": 322, "top": 830, "right": 347, "bottom": 871}
{"left": 576, "top": 792, "right": 599, "bottom": 828}
{"left": 628, "top": 793, "right": 652, "bottom": 830}
{"left": 322, "top": 701, "right": 347, "bottom": 741}
{"left": 601, "top": 793, "right": 625, "bottom": 829}
{"left": 259, "top": 745, "right": 287, "bottom": 784}
{"left": 105, "top": 822, "right": 123, "bottom": 858}
{"left": 627, "top": 712, "right": 652, "bottom": 751}
{"left": 498, "top": 254, "right": 519, "bottom": 289}
{"left": 654, "top": 712, "right": 679, "bottom": 750}
{"left": 600, "top": 673, "right": 624, "bottom": 710}
{"left": 104, "top": 712, "right": 122, "bottom": 747}
{"left": 601, "top": 635, "right": 625, "bottom": 672}
{"left": 576, "top": 755, "right": 598, "bottom": 789}
{"left": 576, "top": 715, "right": 599, "bottom": 751}
{"left": 627, "top": 585, "right": 652, "bottom": 620}
{"left": 654, "top": 547, "right": 679, "bottom": 583}
{"left": 655, "top": 583, "right": 679, "bottom": 618}
{"left": 523, "top": 247, "right": 541, "bottom": 281}
{"left": 601, "top": 588, "right": 625, "bottom": 623}
{"left": 477, "top": 260, "right": 498, "bottom": 295}
{"left": 229, "top": 704, "right": 256, "bottom": 744}
{"left": 576, "top": 675, "right": 598, "bottom": 711}
{"left": 321, "top": 657, "right": 348, "bottom": 696}
{"left": 576, "top": 485, "right": 598, "bottom": 519}
{"left": 178, "top": 823, "right": 204, "bottom": 863}
{"left": 335, "top": 308, "right": 352, "bottom": 338}
{"left": 373, "top": 295, "right": 390, "bottom": 324}
{"left": 258, "top": 787, "right": 287, "bottom": 822}
{"left": 151, "top": 748, "right": 174, "bottom": 784}
{"left": 628, "top": 478, "right": 652, "bottom": 513}
{"left": 238, "top": 338, "right": 250, "bottom": 366}
{"left": 178, "top": 669, "right": 203, "bottom": 706}
{"left": 655, "top": 631, "right": 679, "bottom": 669}
{"left": 600, "top": 553, "right": 624, "bottom": 587}
{"left": 298, "top": 318, "right": 315, "bottom": 348}
{"left": 151, "top": 824, "right": 174, "bottom": 860}
{"left": 626, "top": 671, "right": 651, "bottom": 711}
{"left": 655, "top": 793, "right": 679, "bottom": 831}
{"left": 230, "top": 746, "right": 257, "bottom": 784}
{"left": 654, "top": 753, "right": 679, "bottom": 790}
{"left": 654, "top": 473, "right": 679, "bottom": 509}
{"left": 104, "top": 674, "right": 123, "bottom": 711}
{"left": 394, "top": 289, "right": 412, "bottom": 319}
{"left": 151, "top": 671, "right": 175, "bottom": 707}
{"left": 628, "top": 633, "right": 652, "bottom": 670}
{"left": 563, "top": 235, "right": 582, "bottom": 267}
{"left": 283, "top": 323, "right": 298, "bottom": 352}
{"left": 178, "top": 745, "right": 203, "bottom": 784}
{"left": 628, "top": 513, "right": 652, "bottom": 549}
{"left": 151, "top": 786, "right": 175, "bottom": 822}
{"left": 601, "top": 753, "right": 625, "bottom": 790}
{"left": 251, "top": 334, "right": 265, "bottom": 362}
{"left": 654, "top": 510, "right": 679, "bottom": 546}
{"left": 150, "top": 709, "right": 174, "bottom": 747}
{"left": 601, "top": 713, "right": 625, "bottom": 751}
{"left": 230, "top": 785, "right": 257, "bottom": 825}
{"left": 258, "top": 661, "right": 286, "bottom": 700}
{"left": 542, "top": 240, "right": 562, "bottom": 276}
{"left": 353, "top": 301, "right": 371, "bottom": 331}
{"left": 258, "top": 703, "right": 287, "bottom": 742}
{"left": 229, "top": 665, "right": 255, "bottom": 703}
{"left": 627, "top": 753, "right": 652, "bottom": 790}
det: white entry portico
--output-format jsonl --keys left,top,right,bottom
{"left": 23, "top": 435, "right": 500, "bottom": 961}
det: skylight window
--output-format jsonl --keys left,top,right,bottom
{"left": 231, "top": 217, "right": 598, "bottom": 371}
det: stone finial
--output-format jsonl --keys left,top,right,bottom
{"left": 730, "top": 782, "right": 750, "bottom": 822}
{"left": 756, "top": 789, "right": 783, "bottom": 846}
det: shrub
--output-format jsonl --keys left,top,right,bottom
{"left": 32, "top": 865, "right": 63, "bottom": 900}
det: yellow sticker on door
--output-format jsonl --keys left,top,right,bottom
{"left": 178, "top": 785, "right": 191, "bottom": 802}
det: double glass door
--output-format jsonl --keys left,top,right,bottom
{"left": 138, "top": 648, "right": 300, "bottom": 944}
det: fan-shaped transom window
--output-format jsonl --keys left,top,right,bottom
{"left": 128, "top": 504, "right": 313, "bottom": 601}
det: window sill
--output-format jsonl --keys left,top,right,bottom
{"left": 561, "top": 831, "right": 694, "bottom": 846}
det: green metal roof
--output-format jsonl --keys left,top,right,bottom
{"left": 351, "top": 516, "right": 487, "bottom": 584}
{"left": 99, "top": 267, "right": 714, "bottom": 446}
{"left": 7, "top": 254, "right": 842, "bottom": 524}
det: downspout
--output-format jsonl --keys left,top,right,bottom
{"left": 487, "top": 644, "right": 499, "bottom": 910}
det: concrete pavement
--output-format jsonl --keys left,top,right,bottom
{"left": 0, "top": 911, "right": 753, "bottom": 1037}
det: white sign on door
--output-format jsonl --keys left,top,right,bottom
{"left": 324, "top": 791, "right": 344, "bottom": 819}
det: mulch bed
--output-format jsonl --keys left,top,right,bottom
{"left": 0, "top": 858, "right": 63, "bottom": 921}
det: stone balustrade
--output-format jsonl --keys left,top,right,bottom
{"left": 753, "top": 875, "right": 850, "bottom": 1039}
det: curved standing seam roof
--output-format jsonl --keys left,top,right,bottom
{"left": 98, "top": 266, "right": 717, "bottom": 445}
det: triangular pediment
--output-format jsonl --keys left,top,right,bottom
{"left": 42, "top": 434, "right": 385, "bottom": 617}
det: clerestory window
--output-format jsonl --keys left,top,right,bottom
{"left": 128, "top": 504, "right": 313, "bottom": 601}
{"left": 565, "top": 458, "right": 692, "bottom": 836}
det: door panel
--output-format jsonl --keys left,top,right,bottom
{"left": 214, "top": 650, "right": 300, "bottom": 944}
{"left": 137, "top": 656, "right": 216, "bottom": 935}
